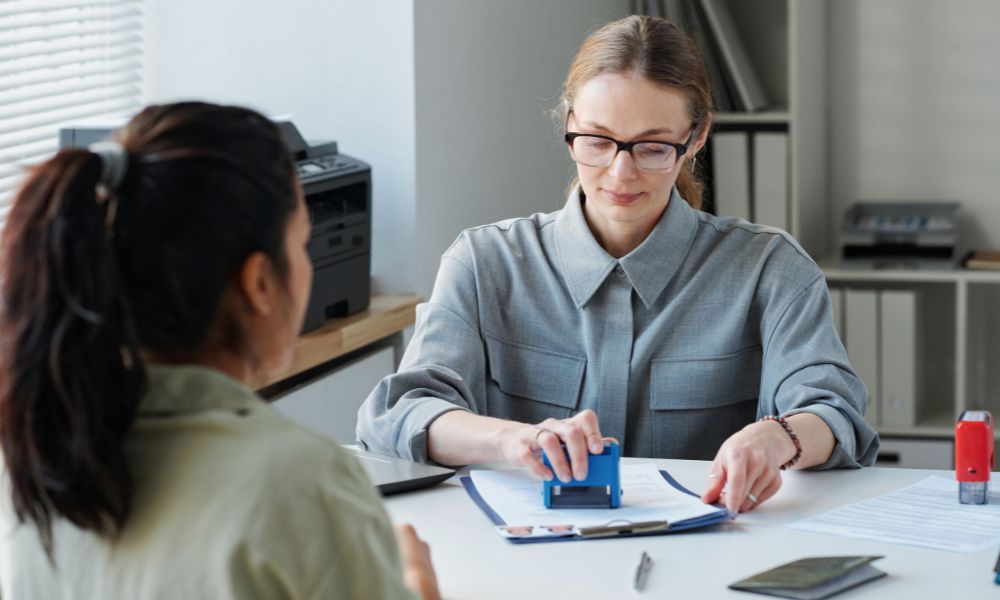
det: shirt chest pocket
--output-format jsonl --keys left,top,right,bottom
{"left": 650, "top": 346, "right": 762, "bottom": 411}
{"left": 484, "top": 335, "right": 585, "bottom": 422}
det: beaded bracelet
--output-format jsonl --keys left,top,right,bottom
{"left": 759, "top": 415, "right": 802, "bottom": 470}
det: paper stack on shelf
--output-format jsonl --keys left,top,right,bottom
{"left": 963, "top": 250, "right": 1000, "bottom": 270}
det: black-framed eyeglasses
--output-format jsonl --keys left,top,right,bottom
{"left": 564, "top": 129, "right": 696, "bottom": 173}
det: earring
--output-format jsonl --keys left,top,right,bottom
{"left": 690, "top": 156, "right": 698, "bottom": 172}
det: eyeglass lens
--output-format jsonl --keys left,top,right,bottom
{"left": 570, "top": 136, "right": 679, "bottom": 171}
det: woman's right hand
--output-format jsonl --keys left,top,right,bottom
{"left": 498, "top": 409, "right": 608, "bottom": 482}
{"left": 395, "top": 524, "right": 440, "bottom": 600}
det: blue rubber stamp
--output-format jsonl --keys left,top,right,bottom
{"left": 542, "top": 441, "right": 622, "bottom": 509}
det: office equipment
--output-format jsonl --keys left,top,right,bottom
{"left": 840, "top": 202, "right": 959, "bottom": 269}
{"left": 729, "top": 556, "right": 886, "bottom": 600}
{"left": 59, "top": 118, "right": 372, "bottom": 333}
{"left": 711, "top": 131, "right": 751, "bottom": 220}
{"left": 955, "top": 410, "right": 994, "bottom": 505}
{"left": 461, "top": 463, "right": 727, "bottom": 544}
{"left": 274, "top": 120, "right": 371, "bottom": 332}
{"left": 542, "top": 441, "right": 621, "bottom": 509}
{"left": 844, "top": 289, "right": 880, "bottom": 426}
{"left": 879, "top": 290, "right": 918, "bottom": 428}
{"left": 633, "top": 551, "right": 652, "bottom": 592}
{"left": 752, "top": 132, "right": 789, "bottom": 231}
{"left": 789, "top": 475, "right": 1000, "bottom": 554}
{"left": 345, "top": 446, "right": 454, "bottom": 496}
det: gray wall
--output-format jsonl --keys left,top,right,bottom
{"left": 411, "top": 0, "right": 630, "bottom": 299}
{"left": 144, "top": 0, "right": 417, "bottom": 294}
{"left": 829, "top": 0, "right": 1000, "bottom": 256}
{"left": 145, "top": 0, "right": 632, "bottom": 299}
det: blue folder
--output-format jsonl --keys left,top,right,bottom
{"left": 460, "top": 469, "right": 731, "bottom": 544}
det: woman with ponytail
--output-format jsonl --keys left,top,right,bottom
{"left": 358, "top": 15, "right": 878, "bottom": 514}
{"left": 0, "top": 102, "right": 438, "bottom": 599}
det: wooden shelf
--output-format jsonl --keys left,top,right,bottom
{"left": 260, "top": 294, "right": 421, "bottom": 388}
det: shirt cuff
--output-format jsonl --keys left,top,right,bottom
{"left": 399, "top": 399, "right": 470, "bottom": 464}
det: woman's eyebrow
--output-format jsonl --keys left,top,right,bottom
{"left": 580, "top": 120, "right": 677, "bottom": 137}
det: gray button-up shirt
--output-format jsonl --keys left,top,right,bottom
{"left": 358, "top": 188, "right": 879, "bottom": 469}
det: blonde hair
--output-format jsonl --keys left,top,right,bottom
{"left": 559, "top": 15, "right": 712, "bottom": 209}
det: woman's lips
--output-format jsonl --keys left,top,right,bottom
{"left": 603, "top": 190, "right": 642, "bottom": 204}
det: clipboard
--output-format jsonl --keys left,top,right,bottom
{"left": 460, "top": 469, "right": 730, "bottom": 544}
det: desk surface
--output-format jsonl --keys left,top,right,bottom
{"left": 260, "top": 293, "right": 420, "bottom": 388}
{"left": 384, "top": 459, "right": 997, "bottom": 599}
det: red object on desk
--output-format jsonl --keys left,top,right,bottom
{"left": 955, "top": 410, "right": 994, "bottom": 504}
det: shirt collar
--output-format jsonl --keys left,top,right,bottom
{"left": 137, "top": 364, "right": 259, "bottom": 416}
{"left": 554, "top": 185, "right": 699, "bottom": 309}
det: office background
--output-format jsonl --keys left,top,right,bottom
{"left": 126, "top": 0, "right": 1000, "bottom": 465}
{"left": 6, "top": 0, "right": 1000, "bottom": 466}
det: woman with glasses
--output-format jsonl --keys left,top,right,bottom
{"left": 0, "top": 102, "right": 438, "bottom": 599}
{"left": 359, "top": 15, "right": 878, "bottom": 514}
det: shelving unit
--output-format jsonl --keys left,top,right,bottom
{"left": 698, "top": 0, "right": 830, "bottom": 259}
{"left": 825, "top": 265, "right": 1000, "bottom": 443}
{"left": 702, "top": 1, "right": 1000, "bottom": 465}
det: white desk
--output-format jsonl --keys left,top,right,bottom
{"left": 384, "top": 459, "right": 998, "bottom": 599}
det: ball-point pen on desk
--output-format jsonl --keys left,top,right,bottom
{"left": 633, "top": 551, "right": 652, "bottom": 592}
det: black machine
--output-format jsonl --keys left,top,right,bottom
{"left": 59, "top": 118, "right": 372, "bottom": 333}
{"left": 275, "top": 121, "right": 371, "bottom": 332}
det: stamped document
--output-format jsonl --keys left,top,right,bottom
{"left": 468, "top": 463, "right": 718, "bottom": 529}
{"left": 788, "top": 476, "right": 1000, "bottom": 554}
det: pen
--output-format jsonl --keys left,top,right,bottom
{"left": 633, "top": 551, "right": 652, "bottom": 592}
{"left": 994, "top": 546, "right": 1000, "bottom": 585}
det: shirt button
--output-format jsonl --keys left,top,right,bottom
{"left": 614, "top": 264, "right": 626, "bottom": 278}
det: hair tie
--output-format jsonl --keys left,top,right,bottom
{"left": 88, "top": 140, "right": 129, "bottom": 194}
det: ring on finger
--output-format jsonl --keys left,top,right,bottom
{"left": 534, "top": 427, "right": 552, "bottom": 444}
{"left": 747, "top": 492, "right": 759, "bottom": 504}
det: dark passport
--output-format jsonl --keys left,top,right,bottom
{"left": 729, "top": 556, "right": 886, "bottom": 600}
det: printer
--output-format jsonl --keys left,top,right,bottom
{"left": 275, "top": 121, "right": 371, "bottom": 332}
{"left": 841, "top": 201, "right": 959, "bottom": 269}
{"left": 59, "top": 118, "right": 371, "bottom": 333}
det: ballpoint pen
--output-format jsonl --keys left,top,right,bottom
{"left": 994, "top": 546, "right": 1000, "bottom": 585}
{"left": 633, "top": 551, "right": 652, "bottom": 592}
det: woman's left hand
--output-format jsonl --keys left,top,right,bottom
{"left": 700, "top": 419, "right": 797, "bottom": 513}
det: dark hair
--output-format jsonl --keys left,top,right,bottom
{"left": 559, "top": 15, "right": 713, "bottom": 209}
{"left": 0, "top": 102, "right": 298, "bottom": 555}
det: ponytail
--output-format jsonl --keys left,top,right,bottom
{"left": 674, "top": 158, "right": 704, "bottom": 210}
{"left": 0, "top": 149, "right": 144, "bottom": 556}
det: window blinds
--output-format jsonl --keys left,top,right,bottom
{"left": 0, "top": 0, "right": 143, "bottom": 226}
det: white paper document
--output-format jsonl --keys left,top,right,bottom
{"left": 469, "top": 463, "right": 717, "bottom": 529}
{"left": 789, "top": 476, "right": 1000, "bottom": 554}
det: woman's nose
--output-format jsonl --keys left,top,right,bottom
{"left": 607, "top": 148, "right": 638, "bottom": 181}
